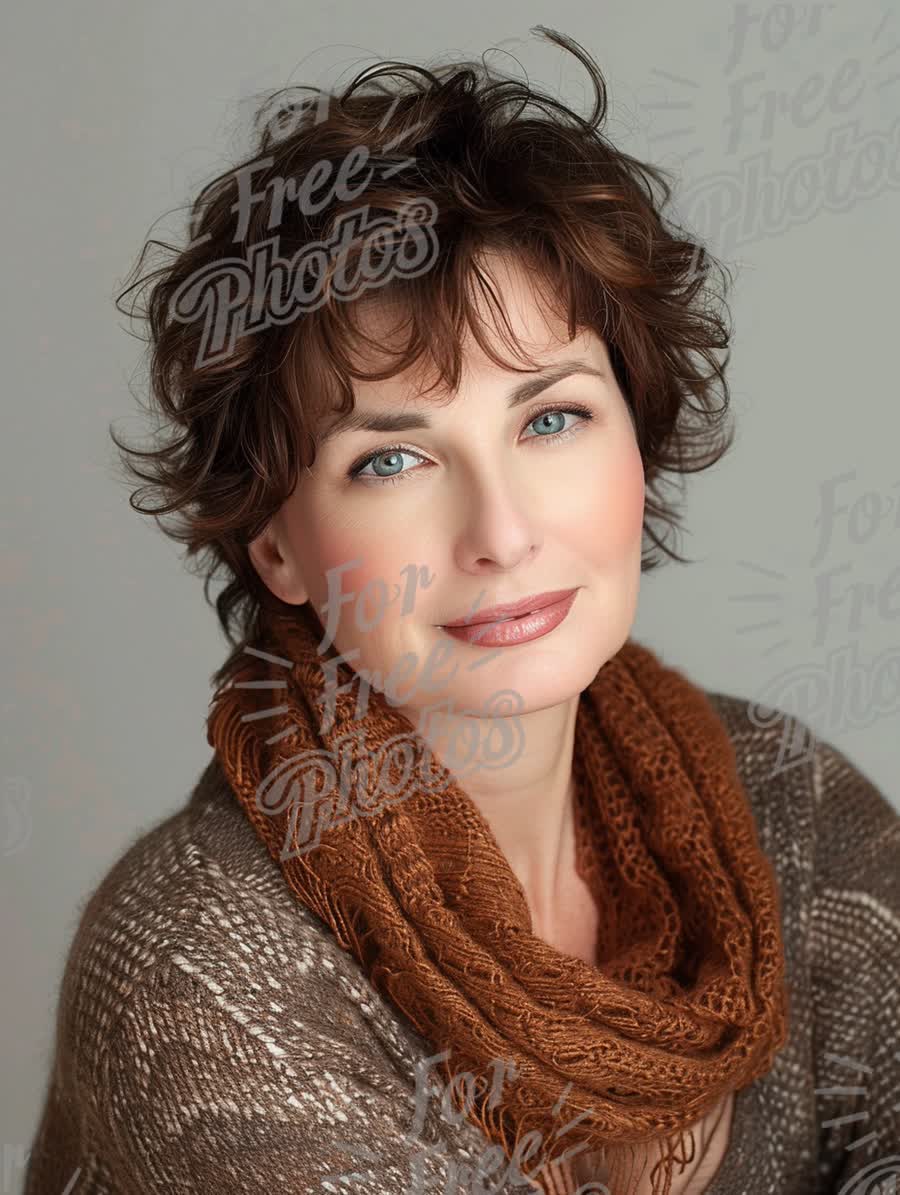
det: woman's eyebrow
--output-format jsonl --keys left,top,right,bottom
{"left": 318, "top": 360, "right": 607, "bottom": 445}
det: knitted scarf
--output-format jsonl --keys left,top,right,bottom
{"left": 206, "top": 601, "right": 789, "bottom": 1195}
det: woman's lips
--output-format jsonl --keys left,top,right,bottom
{"left": 440, "top": 587, "right": 578, "bottom": 627}
{"left": 439, "top": 589, "right": 579, "bottom": 647}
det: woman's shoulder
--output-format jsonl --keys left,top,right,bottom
{"left": 55, "top": 756, "right": 409, "bottom": 1086}
{"left": 66, "top": 754, "right": 330, "bottom": 968}
{"left": 700, "top": 688, "right": 900, "bottom": 1186}
{"left": 704, "top": 684, "right": 898, "bottom": 926}
{"left": 703, "top": 687, "right": 898, "bottom": 860}
{"left": 701, "top": 687, "right": 823, "bottom": 869}
{"left": 29, "top": 758, "right": 491, "bottom": 1194}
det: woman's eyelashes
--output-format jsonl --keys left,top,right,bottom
{"left": 345, "top": 403, "right": 596, "bottom": 486}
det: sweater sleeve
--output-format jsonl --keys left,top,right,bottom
{"left": 87, "top": 958, "right": 496, "bottom": 1194}
{"left": 809, "top": 734, "right": 900, "bottom": 1190}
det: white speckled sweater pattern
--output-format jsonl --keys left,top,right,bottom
{"left": 23, "top": 692, "right": 900, "bottom": 1194}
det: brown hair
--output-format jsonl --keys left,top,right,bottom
{"left": 111, "top": 26, "right": 735, "bottom": 685}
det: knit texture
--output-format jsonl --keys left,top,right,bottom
{"left": 23, "top": 692, "right": 900, "bottom": 1194}
{"left": 204, "top": 612, "right": 789, "bottom": 1195}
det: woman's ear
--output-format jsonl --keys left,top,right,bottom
{"left": 247, "top": 521, "right": 309, "bottom": 606}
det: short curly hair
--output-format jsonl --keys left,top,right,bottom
{"left": 112, "top": 26, "right": 735, "bottom": 683}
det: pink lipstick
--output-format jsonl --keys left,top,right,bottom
{"left": 438, "top": 588, "right": 579, "bottom": 647}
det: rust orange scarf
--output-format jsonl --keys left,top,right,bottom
{"left": 206, "top": 601, "right": 789, "bottom": 1195}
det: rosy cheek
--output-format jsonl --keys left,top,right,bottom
{"left": 318, "top": 539, "right": 370, "bottom": 592}
{"left": 312, "top": 532, "right": 414, "bottom": 635}
{"left": 315, "top": 549, "right": 378, "bottom": 618}
{"left": 585, "top": 443, "right": 645, "bottom": 551}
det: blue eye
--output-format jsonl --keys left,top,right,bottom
{"left": 347, "top": 403, "right": 595, "bottom": 486}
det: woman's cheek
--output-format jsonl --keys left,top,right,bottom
{"left": 313, "top": 535, "right": 423, "bottom": 653}
{"left": 622, "top": 447, "right": 646, "bottom": 537}
{"left": 582, "top": 443, "right": 645, "bottom": 555}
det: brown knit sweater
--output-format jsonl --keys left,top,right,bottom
{"left": 22, "top": 691, "right": 900, "bottom": 1194}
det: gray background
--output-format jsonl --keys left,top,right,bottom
{"left": 3, "top": 0, "right": 898, "bottom": 1186}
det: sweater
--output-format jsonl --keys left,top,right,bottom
{"left": 22, "top": 690, "right": 900, "bottom": 1195}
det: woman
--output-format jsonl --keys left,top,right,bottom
{"left": 24, "top": 27, "right": 899, "bottom": 1195}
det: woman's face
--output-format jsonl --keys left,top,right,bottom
{"left": 250, "top": 253, "right": 645, "bottom": 730}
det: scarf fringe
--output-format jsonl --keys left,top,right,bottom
{"left": 432, "top": 1049, "right": 703, "bottom": 1195}
{"left": 524, "top": 1124, "right": 697, "bottom": 1194}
